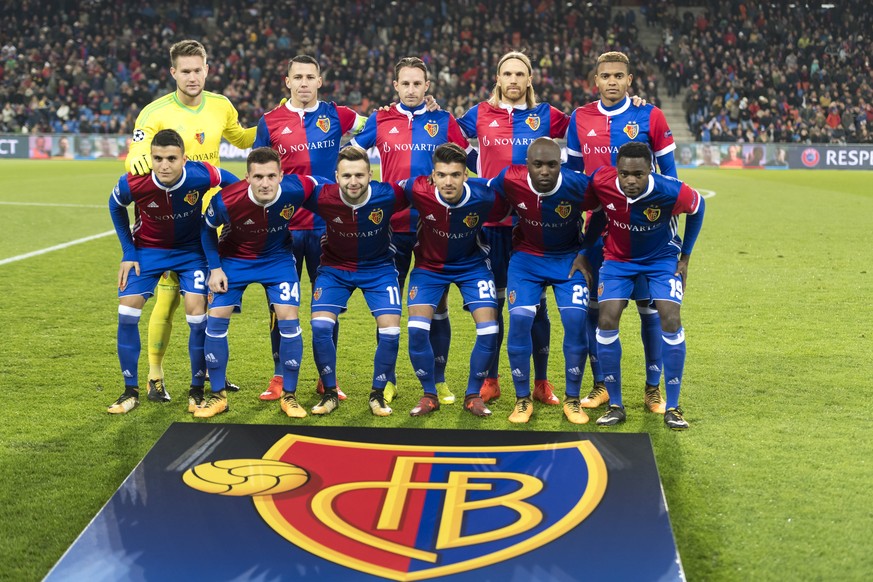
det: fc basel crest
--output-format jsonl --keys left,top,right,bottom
{"left": 280, "top": 204, "right": 296, "bottom": 220}
{"left": 369, "top": 208, "right": 384, "bottom": 225}
{"left": 183, "top": 434, "right": 607, "bottom": 581}
{"left": 643, "top": 206, "right": 661, "bottom": 222}
{"left": 423, "top": 122, "right": 439, "bottom": 138}
{"left": 316, "top": 116, "right": 331, "bottom": 133}
{"left": 555, "top": 202, "right": 572, "bottom": 219}
{"left": 598, "top": 282, "right": 604, "bottom": 298}
{"left": 184, "top": 191, "right": 200, "bottom": 206}
{"left": 525, "top": 115, "right": 540, "bottom": 131}
{"left": 623, "top": 122, "right": 639, "bottom": 139}
{"left": 408, "top": 286, "right": 418, "bottom": 300}
{"left": 508, "top": 290, "right": 516, "bottom": 304}
{"left": 462, "top": 213, "right": 479, "bottom": 228}
{"left": 313, "top": 287, "right": 323, "bottom": 301}
{"left": 195, "top": 132, "right": 206, "bottom": 145}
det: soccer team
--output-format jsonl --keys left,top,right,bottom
{"left": 108, "top": 40, "right": 705, "bottom": 430}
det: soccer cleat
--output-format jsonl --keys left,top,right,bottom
{"left": 596, "top": 405, "right": 627, "bottom": 427}
{"left": 479, "top": 377, "right": 501, "bottom": 402}
{"left": 259, "top": 375, "right": 283, "bottom": 401}
{"left": 580, "top": 382, "right": 609, "bottom": 408}
{"left": 224, "top": 379, "right": 241, "bottom": 392}
{"left": 562, "top": 397, "right": 590, "bottom": 424}
{"left": 644, "top": 384, "right": 666, "bottom": 414}
{"left": 368, "top": 390, "right": 393, "bottom": 417}
{"left": 147, "top": 378, "right": 171, "bottom": 403}
{"left": 280, "top": 391, "right": 307, "bottom": 418}
{"left": 664, "top": 407, "right": 689, "bottom": 430}
{"left": 508, "top": 397, "right": 534, "bottom": 424}
{"left": 436, "top": 382, "right": 455, "bottom": 405}
{"left": 463, "top": 394, "right": 492, "bottom": 417}
{"left": 187, "top": 387, "right": 204, "bottom": 413}
{"left": 107, "top": 390, "right": 139, "bottom": 414}
{"left": 194, "top": 390, "right": 228, "bottom": 418}
{"left": 316, "top": 378, "right": 347, "bottom": 401}
{"left": 409, "top": 394, "right": 440, "bottom": 417}
{"left": 312, "top": 391, "right": 339, "bottom": 415}
{"left": 533, "top": 379, "right": 560, "bottom": 405}
{"left": 383, "top": 381, "right": 397, "bottom": 403}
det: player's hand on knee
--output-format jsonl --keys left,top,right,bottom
{"left": 568, "top": 253, "right": 593, "bottom": 287}
{"left": 118, "top": 261, "right": 140, "bottom": 291}
{"left": 130, "top": 154, "right": 152, "bottom": 176}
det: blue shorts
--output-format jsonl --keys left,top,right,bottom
{"left": 507, "top": 251, "right": 589, "bottom": 311}
{"left": 583, "top": 237, "right": 650, "bottom": 302}
{"left": 482, "top": 225, "right": 512, "bottom": 290}
{"left": 312, "top": 265, "right": 402, "bottom": 316}
{"left": 407, "top": 263, "right": 497, "bottom": 312}
{"left": 292, "top": 228, "right": 325, "bottom": 284}
{"left": 391, "top": 231, "right": 417, "bottom": 292}
{"left": 209, "top": 254, "right": 300, "bottom": 309}
{"left": 119, "top": 247, "right": 207, "bottom": 299}
{"left": 598, "top": 258, "right": 683, "bottom": 305}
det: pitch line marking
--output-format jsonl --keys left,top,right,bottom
{"left": 0, "top": 230, "right": 115, "bottom": 266}
{"left": 0, "top": 201, "right": 105, "bottom": 209}
{"left": 698, "top": 189, "right": 717, "bottom": 199}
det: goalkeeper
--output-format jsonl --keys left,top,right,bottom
{"left": 124, "top": 40, "right": 255, "bottom": 401}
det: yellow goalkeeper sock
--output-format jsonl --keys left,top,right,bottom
{"left": 148, "top": 271, "right": 181, "bottom": 379}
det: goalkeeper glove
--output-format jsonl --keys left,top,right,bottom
{"left": 130, "top": 154, "right": 152, "bottom": 176}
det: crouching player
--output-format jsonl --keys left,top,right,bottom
{"left": 197, "top": 147, "right": 317, "bottom": 419}
{"left": 108, "top": 129, "right": 238, "bottom": 413}
{"left": 581, "top": 142, "right": 705, "bottom": 430}
{"left": 404, "top": 143, "right": 506, "bottom": 417}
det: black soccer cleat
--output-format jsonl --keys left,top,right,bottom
{"left": 147, "top": 378, "right": 171, "bottom": 403}
{"left": 664, "top": 407, "right": 690, "bottom": 430}
{"left": 596, "top": 404, "right": 627, "bottom": 427}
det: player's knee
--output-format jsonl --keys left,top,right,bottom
{"left": 206, "top": 316, "right": 230, "bottom": 338}
{"left": 118, "top": 305, "right": 142, "bottom": 325}
{"left": 659, "top": 314, "right": 682, "bottom": 334}
{"left": 407, "top": 317, "right": 431, "bottom": 350}
{"left": 378, "top": 326, "right": 401, "bottom": 343}
{"left": 476, "top": 321, "right": 499, "bottom": 351}
{"left": 311, "top": 317, "right": 335, "bottom": 341}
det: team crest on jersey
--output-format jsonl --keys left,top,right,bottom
{"left": 182, "top": 433, "right": 607, "bottom": 580}
{"left": 313, "top": 288, "right": 322, "bottom": 301}
{"left": 555, "top": 202, "right": 572, "bottom": 219}
{"left": 525, "top": 115, "right": 541, "bottom": 131}
{"left": 369, "top": 208, "right": 384, "bottom": 225}
{"left": 423, "top": 121, "right": 439, "bottom": 138}
{"left": 280, "top": 205, "right": 296, "bottom": 220}
{"left": 195, "top": 132, "right": 206, "bottom": 145}
{"left": 316, "top": 116, "right": 331, "bottom": 133}
{"left": 184, "top": 191, "right": 200, "bottom": 206}
{"left": 463, "top": 213, "right": 479, "bottom": 228}
{"left": 623, "top": 122, "right": 639, "bottom": 139}
{"left": 408, "top": 286, "right": 418, "bottom": 300}
{"left": 508, "top": 290, "right": 516, "bottom": 304}
{"left": 643, "top": 206, "right": 661, "bottom": 222}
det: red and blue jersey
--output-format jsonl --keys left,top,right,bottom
{"left": 304, "top": 181, "right": 406, "bottom": 271}
{"left": 254, "top": 101, "right": 365, "bottom": 230}
{"left": 488, "top": 166, "right": 591, "bottom": 257}
{"left": 566, "top": 97, "right": 677, "bottom": 177}
{"left": 582, "top": 167, "right": 702, "bottom": 263}
{"left": 203, "top": 175, "right": 317, "bottom": 267}
{"left": 351, "top": 103, "right": 471, "bottom": 234}
{"left": 110, "top": 161, "right": 225, "bottom": 259}
{"left": 404, "top": 176, "right": 508, "bottom": 273}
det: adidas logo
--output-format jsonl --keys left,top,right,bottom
{"left": 333, "top": 216, "right": 343, "bottom": 223}
{"left": 517, "top": 202, "right": 527, "bottom": 210}
{"left": 389, "top": 126, "right": 399, "bottom": 134}
{"left": 195, "top": 370, "right": 205, "bottom": 378}
{"left": 414, "top": 369, "right": 428, "bottom": 377}
{"left": 321, "top": 366, "right": 333, "bottom": 375}
{"left": 147, "top": 202, "right": 159, "bottom": 208}
{"left": 434, "top": 356, "right": 446, "bottom": 364}
{"left": 568, "top": 367, "right": 582, "bottom": 375}
{"left": 604, "top": 374, "right": 615, "bottom": 382}
{"left": 538, "top": 347, "right": 550, "bottom": 355}
{"left": 648, "top": 364, "right": 661, "bottom": 371}
{"left": 668, "top": 377, "right": 681, "bottom": 385}
{"left": 244, "top": 219, "right": 255, "bottom": 225}
{"left": 511, "top": 368, "right": 524, "bottom": 378}
{"left": 284, "top": 359, "right": 299, "bottom": 367}
{"left": 205, "top": 353, "right": 218, "bottom": 364}
{"left": 590, "top": 355, "right": 599, "bottom": 363}
{"left": 122, "top": 370, "right": 132, "bottom": 378}
{"left": 425, "top": 214, "right": 436, "bottom": 221}
{"left": 375, "top": 374, "right": 387, "bottom": 382}
{"left": 281, "top": 126, "right": 293, "bottom": 134}
{"left": 489, "top": 120, "right": 500, "bottom": 127}
{"left": 475, "top": 371, "right": 488, "bottom": 378}
{"left": 587, "top": 129, "right": 597, "bottom": 137}
{"left": 606, "top": 203, "right": 616, "bottom": 210}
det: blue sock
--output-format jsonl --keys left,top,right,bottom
{"left": 430, "top": 311, "right": 451, "bottom": 383}
{"left": 408, "top": 317, "right": 436, "bottom": 394}
{"left": 268, "top": 300, "right": 281, "bottom": 376}
{"left": 639, "top": 307, "right": 663, "bottom": 386}
{"left": 662, "top": 328, "right": 686, "bottom": 410}
{"left": 117, "top": 306, "right": 141, "bottom": 388}
{"left": 467, "top": 320, "right": 498, "bottom": 395}
{"left": 374, "top": 327, "right": 400, "bottom": 390}
{"left": 531, "top": 297, "right": 551, "bottom": 380}
{"left": 278, "top": 319, "right": 303, "bottom": 393}
{"left": 204, "top": 316, "right": 230, "bottom": 393}
{"left": 596, "top": 328, "right": 622, "bottom": 407}
{"left": 187, "top": 313, "right": 207, "bottom": 387}
{"left": 486, "top": 296, "right": 506, "bottom": 379}
{"left": 507, "top": 309, "right": 535, "bottom": 398}
{"left": 311, "top": 317, "right": 337, "bottom": 391}
{"left": 587, "top": 304, "right": 604, "bottom": 383}
{"left": 560, "top": 309, "right": 587, "bottom": 398}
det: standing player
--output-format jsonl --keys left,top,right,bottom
{"left": 253, "top": 55, "right": 367, "bottom": 401}
{"left": 108, "top": 129, "right": 238, "bottom": 414}
{"left": 566, "top": 51, "right": 677, "bottom": 414}
{"left": 580, "top": 143, "right": 704, "bottom": 430}
{"left": 303, "top": 147, "right": 406, "bottom": 417}
{"left": 487, "top": 138, "right": 595, "bottom": 425}
{"left": 457, "top": 51, "right": 569, "bottom": 407}
{"left": 125, "top": 39, "right": 256, "bottom": 399}
{"left": 403, "top": 144, "right": 504, "bottom": 418}
{"left": 197, "top": 148, "right": 318, "bottom": 419}
{"left": 350, "top": 56, "right": 474, "bottom": 406}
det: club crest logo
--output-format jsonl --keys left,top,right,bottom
{"left": 195, "top": 132, "right": 206, "bottom": 145}
{"left": 280, "top": 205, "right": 295, "bottom": 220}
{"left": 643, "top": 206, "right": 661, "bottom": 222}
{"left": 313, "top": 287, "right": 322, "bottom": 301}
{"left": 463, "top": 213, "right": 479, "bottom": 228}
{"left": 207, "top": 291, "right": 214, "bottom": 304}
{"left": 623, "top": 122, "right": 639, "bottom": 139}
{"left": 424, "top": 122, "right": 439, "bottom": 138}
{"left": 184, "top": 191, "right": 200, "bottom": 206}
{"left": 182, "top": 434, "right": 607, "bottom": 581}
{"left": 598, "top": 282, "right": 604, "bottom": 298}
{"left": 525, "top": 115, "right": 540, "bottom": 131}
{"left": 408, "top": 286, "right": 418, "bottom": 300}
{"left": 508, "top": 290, "right": 516, "bottom": 304}
{"left": 369, "top": 208, "right": 384, "bottom": 225}
{"left": 316, "top": 116, "right": 331, "bottom": 133}
{"left": 555, "top": 202, "right": 572, "bottom": 219}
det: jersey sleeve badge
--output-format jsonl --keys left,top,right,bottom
{"left": 316, "top": 116, "right": 331, "bottom": 133}
{"left": 280, "top": 204, "right": 296, "bottom": 220}
{"left": 525, "top": 115, "right": 540, "bottom": 131}
{"left": 424, "top": 121, "right": 439, "bottom": 138}
{"left": 555, "top": 202, "right": 572, "bottom": 219}
{"left": 184, "top": 191, "right": 201, "bottom": 206}
{"left": 623, "top": 122, "right": 639, "bottom": 139}
{"left": 643, "top": 206, "right": 661, "bottom": 222}
{"left": 368, "top": 208, "right": 384, "bottom": 225}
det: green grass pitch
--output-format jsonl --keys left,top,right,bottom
{"left": 0, "top": 160, "right": 870, "bottom": 580}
